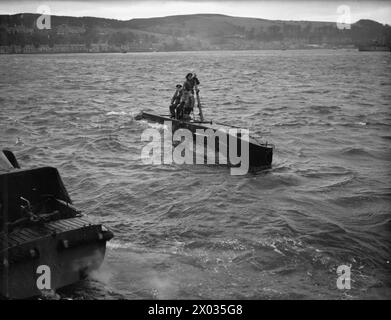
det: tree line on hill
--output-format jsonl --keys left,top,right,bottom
{"left": 0, "top": 13, "right": 390, "bottom": 52}
{"left": 0, "top": 26, "right": 158, "bottom": 49}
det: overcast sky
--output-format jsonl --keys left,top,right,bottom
{"left": 0, "top": 1, "right": 390, "bottom": 24}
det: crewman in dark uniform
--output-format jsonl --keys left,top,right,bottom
{"left": 181, "top": 73, "right": 200, "bottom": 119}
{"left": 169, "top": 84, "right": 183, "bottom": 118}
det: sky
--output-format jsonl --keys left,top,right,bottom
{"left": 0, "top": 1, "right": 390, "bottom": 24}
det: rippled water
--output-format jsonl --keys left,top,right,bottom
{"left": 0, "top": 50, "right": 390, "bottom": 299}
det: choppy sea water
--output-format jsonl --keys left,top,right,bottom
{"left": 0, "top": 50, "right": 390, "bottom": 299}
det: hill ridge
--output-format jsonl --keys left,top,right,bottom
{"left": 0, "top": 13, "right": 390, "bottom": 53}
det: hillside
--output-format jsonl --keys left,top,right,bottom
{"left": 0, "top": 13, "right": 390, "bottom": 53}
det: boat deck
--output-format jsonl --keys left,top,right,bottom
{"left": 0, "top": 217, "right": 96, "bottom": 249}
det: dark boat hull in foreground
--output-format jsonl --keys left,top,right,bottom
{"left": 1, "top": 217, "right": 110, "bottom": 299}
{"left": 0, "top": 151, "right": 113, "bottom": 299}
{"left": 137, "top": 111, "right": 273, "bottom": 170}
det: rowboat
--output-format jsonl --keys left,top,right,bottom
{"left": 0, "top": 150, "right": 114, "bottom": 299}
{"left": 136, "top": 111, "right": 273, "bottom": 170}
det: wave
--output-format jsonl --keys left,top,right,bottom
{"left": 301, "top": 89, "right": 331, "bottom": 94}
{"left": 309, "top": 105, "right": 341, "bottom": 114}
{"left": 340, "top": 147, "right": 373, "bottom": 157}
{"left": 106, "top": 111, "right": 129, "bottom": 116}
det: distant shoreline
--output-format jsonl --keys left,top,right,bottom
{"left": 1, "top": 13, "right": 390, "bottom": 55}
{"left": 0, "top": 46, "right": 361, "bottom": 55}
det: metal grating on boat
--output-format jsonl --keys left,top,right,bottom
{"left": 0, "top": 217, "right": 97, "bottom": 248}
